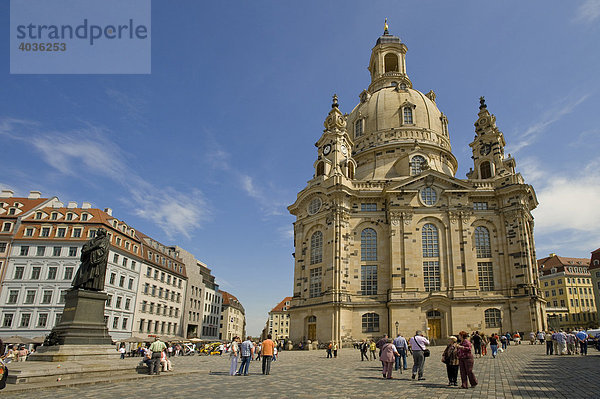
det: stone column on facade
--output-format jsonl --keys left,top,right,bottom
{"left": 401, "top": 211, "right": 418, "bottom": 292}
{"left": 388, "top": 211, "right": 404, "bottom": 294}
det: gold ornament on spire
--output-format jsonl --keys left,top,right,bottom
{"left": 384, "top": 18, "right": 389, "bottom": 34}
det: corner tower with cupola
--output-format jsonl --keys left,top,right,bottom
{"left": 288, "top": 23, "right": 545, "bottom": 348}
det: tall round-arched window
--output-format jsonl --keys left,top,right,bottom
{"left": 422, "top": 224, "right": 439, "bottom": 258}
{"left": 347, "top": 162, "right": 355, "bottom": 180}
{"left": 410, "top": 155, "right": 425, "bottom": 175}
{"left": 403, "top": 107, "right": 413, "bottom": 124}
{"left": 474, "top": 226, "right": 492, "bottom": 258}
{"left": 361, "top": 228, "right": 377, "bottom": 261}
{"left": 480, "top": 161, "right": 492, "bottom": 179}
{"left": 316, "top": 161, "right": 324, "bottom": 177}
{"left": 310, "top": 231, "right": 323, "bottom": 265}
{"left": 384, "top": 53, "right": 399, "bottom": 72}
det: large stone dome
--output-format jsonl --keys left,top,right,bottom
{"left": 344, "top": 32, "right": 458, "bottom": 180}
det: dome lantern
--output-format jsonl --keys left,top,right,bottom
{"left": 368, "top": 23, "right": 412, "bottom": 93}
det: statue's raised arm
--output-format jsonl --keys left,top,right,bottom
{"left": 71, "top": 227, "right": 110, "bottom": 291}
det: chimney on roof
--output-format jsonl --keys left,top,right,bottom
{"left": 104, "top": 208, "right": 112, "bottom": 216}
{"left": 81, "top": 202, "right": 92, "bottom": 209}
{"left": 67, "top": 201, "right": 77, "bottom": 209}
{"left": 53, "top": 201, "right": 64, "bottom": 208}
{"left": 28, "top": 191, "right": 42, "bottom": 199}
{"left": 0, "top": 189, "right": 14, "bottom": 198}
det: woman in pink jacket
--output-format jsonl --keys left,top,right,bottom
{"left": 457, "top": 331, "right": 478, "bottom": 389}
{"left": 379, "top": 338, "right": 399, "bottom": 379}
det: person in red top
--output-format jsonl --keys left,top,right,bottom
{"left": 457, "top": 331, "right": 478, "bottom": 389}
{"left": 261, "top": 334, "right": 275, "bottom": 375}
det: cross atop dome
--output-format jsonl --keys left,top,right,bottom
{"left": 384, "top": 18, "right": 389, "bottom": 35}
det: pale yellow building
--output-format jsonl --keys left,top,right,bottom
{"left": 267, "top": 297, "right": 292, "bottom": 341}
{"left": 288, "top": 27, "right": 545, "bottom": 346}
{"left": 538, "top": 254, "right": 596, "bottom": 329}
{"left": 219, "top": 291, "right": 245, "bottom": 341}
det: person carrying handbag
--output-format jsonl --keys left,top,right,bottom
{"left": 408, "top": 330, "right": 430, "bottom": 380}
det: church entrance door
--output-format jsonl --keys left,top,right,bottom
{"left": 427, "top": 319, "right": 441, "bottom": 340}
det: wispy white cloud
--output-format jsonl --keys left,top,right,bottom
{"left": 574, "top": 0, "right": 600, "bottom": 24}
{"left": 509, "top": 94, "right": 590, "bottom": 154}
{"left": 105, "top": 88, "right": 147, "bottom": 124}
{"left": 0, "top": 118, "right": 209, "bottom": 239}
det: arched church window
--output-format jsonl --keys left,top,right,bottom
{"left": 347, "top": 162, "right": 355, "bottom": 180}
{"left": 400, "top": 83, "right": 407, "bottom": 90}
{"left": 484, "top": 308, "right": 501, "bottom": 328}
{"left": 307, "top": 315, "right": 316, "bottom": 323}
{"left": 316, "top": 162, "right": 324, "bottom": 177}
{"left": 474, "top": 226, "right": 492, "bottom": 258}
{"left": 361, "top": 228, "right": 377, "bottom": 261}
{"left": 310, "top": 231, "right": 323, "bottom": 265}
{"left": 355, "top": 119, "right": 363, "bottom": 137}
{"left": 410, "top": 155, "right": 425, "bottom": 175}
{"left": 403, "top": 107, "right": 413, "bottom": 124}
{"left": 422, "top": 224, "right": 439, "bottom": 258}
{"left": 480, "top": 161, "right": 492, "bottom": 179}
{"left": 384, "top": 53, "right": 399, "bottom": 72}
{"left": 362, "top": 313, "right": 379, "bottom": 332}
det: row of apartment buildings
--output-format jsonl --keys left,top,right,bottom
{"left": 536, "top": 251, "right": 600, "bottom": 330}
{"left": 0, "top": 190, "right": 245, "bottom": 342}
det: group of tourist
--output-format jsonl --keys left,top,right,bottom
{"left": 227, "top": 334, "right": 278, "bottom": 376}
{"left": 541, "top": 329, "right": 591, "bottom": 355}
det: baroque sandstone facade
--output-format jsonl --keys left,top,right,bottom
{"left": 288, "top": 28, "right": 545, "bottom": 345}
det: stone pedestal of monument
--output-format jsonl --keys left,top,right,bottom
{"left": 28, "top": 289, "right": 115, "bottom": 362}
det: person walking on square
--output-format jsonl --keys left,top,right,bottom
{"left": 326, "top": 342, "right": 333, "bottom": 358}
{"left": 457, "top": 331, "right": 478, "bottom": 389}
{"left": 379, "top": 338, "right": 399, "bottom": 379}
{"left": 545, "top": 331, "right": 554, "bottom": 355}
{"left": 261, "top": 334, "right": 275, "bottom": 375}
{"left": 393, "top": 333, "right": 409, "bottom": 371}
{"left": 566, "top": 331, "right": 576, "bottom": 355}
{"left": 237, "top": 336, "right": 254, "bottom": 375}
{"left": 489, "top": 334, "right": 499, "bottom": 358}
{"left": 333, "top": 342, "right": 338, "bottom": 358}
{"left": 471, "top": 332, "right": 482, "bottom": 357}
{"left": 149, "top": 337, "right": 166, "bottom": 375}
{"left": 229, "top": 336, "right": 240, "bottom": 376}
{"left": 556, "top": 330, "right": 567, "bottom": 355}
{"left": 576, "top": 329, "right": 588, "bottom": 356}
{"left": 537, "top": 331, "right": 545, "bottom": 345}
{"left": 360, "top": 340, "right": 369, "bottom": 361}
{"left": 409, "top": 330, "right": 429, "bottom": 381}
{"left": 442, "top": 336, "right": 460, "bottom": 386}
{"left": 369, "top": 340, "right": 377, "bottom": 360}
{"left": 480, "top": 333, "right": 488, "bottom": 356}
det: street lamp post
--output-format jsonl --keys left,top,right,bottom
{"left": 395, "top": 321, "right": 399, "bottom": 336}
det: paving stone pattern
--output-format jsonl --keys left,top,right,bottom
{"left": 7, "top": 344, "right": 600, "bottom": 398}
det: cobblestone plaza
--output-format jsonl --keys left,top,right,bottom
{"left": 5, "top": 344, "right": 599, "bottom": 398}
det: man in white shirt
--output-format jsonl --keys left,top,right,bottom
{"left": 409, "top": 330, "right": 430, "bottom": 380}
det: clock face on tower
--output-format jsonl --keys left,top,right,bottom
{"left": 480, "top": 143, "right": 491, "bottom": 156}
{"left": 323, "top": 144, "right": 331, "bottom": 155}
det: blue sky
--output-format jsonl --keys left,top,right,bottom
{"left": 1, "top": 1, "right": 599, "bottom": 336}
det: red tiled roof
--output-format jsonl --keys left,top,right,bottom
{"left": 537, "top": 254, "right": 590, "bottom": 276}
{"left": 221, "top": 290, "right": 239, "bottom": 306}
{"left": 270, "top": 297, "right": 292, "bottom": 312}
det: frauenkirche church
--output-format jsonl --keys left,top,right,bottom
{"left": 288, "top": 25, "right": 546, "bottom": 345}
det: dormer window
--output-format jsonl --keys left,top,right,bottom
{"left": 355, "top": 119, "right": 363, "bottom": 138}
{"left": 81, "top": 213, "right": 88, "bottom": 221}
{"left": 66, "top": 213, "right": 73, "bottom": 221}
{"left": 51, "top": 213, "right": 58, "bottom": 220}
{"left": 403, "top": 107, "right": 413, "bottom": 124}
{"left": 410, "top": 155, "right": 426, "bottom": 175}
{"left": 8, "top": 208, "right": 16, "bottom": 215}
{"left": 35, "top": 212, "right": 43, "bottom": 220}
{"left": 400, "top": 83, "right": 407, "bottom": 90}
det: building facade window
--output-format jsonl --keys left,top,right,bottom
{"left": 410, "top": 155, "right": 425, "bottom": 175}
{"left": 403, "top": 107, "right": 413, "bottom": 124}
{"left": 20, "top": 246, "right": 29, "bottom": 256}
{"left": 420, "top": 188, "right": 437, "bottom": 206}
{"left": 48, "top": 267, "right": 57, "bottom": 280}
{"left": 361, "top": 228, "right": 377, "bottom": 261}
{"left": 2, "top": 314, "right": 13, "bottom": 327}
{"left": 7, "top": 290, "right": 18, "bottom": 304}
{"left": 42, "top": 290, "right": 52, "bottom": 304}
{"left": 474, "top": 226, "right": 492, "bottom": 258}
{"left": 64, "top": 267, "right": 74, "bottom": 280}
{"left": 38, "top": 313, "right": 48, "bottom": 327}
{"left": 361, "top": 265, "right": 377, "bottom": 295}
{"left": 309, "top": 267, "right": 322, "bottom": 298}
{"left": 310, "top": 231, "right": 323, "bottom": 265}
{"left": 478, "top": 262, "right": 494, "bottom": 291}
{"left": 423, "top": 261, "right": 441, "bottom": 292}
{"left": 422, "top": 223, "right": 440, "bottom": 292}
{"left": 14, "top": 266, "right": 24, "bottom": 279}
{"left": 355, "top": 119, "right": 363, "bottom": 137}
{"left": 422, "top": 224, "right": 439, "bottom": 257}
{"left": 484, "top": 308, "right": 501, "bottom": 328}
{"left": 31, "top": 266, "right": 41, "bottom": 279}
{"left": 361, "top": 313, "right": 379, "bottom": 333}
{"left": 361, "top": 203, "right": 377, "bottom": 212}
{"left": 480, "top": 161, "right": 492, "bottom": 179}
